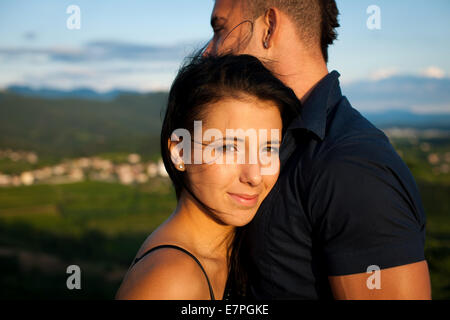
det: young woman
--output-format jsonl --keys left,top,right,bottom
{"left": 116, "top": 54, "right": 300, "bottom": 300}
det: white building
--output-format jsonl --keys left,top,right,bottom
{"left": 147, "top": 163, "right": 158, "bottom": 178}
{"left": 128, "top": 153, "right": 141, "bottom": 164}
{"left": 0, "top": 174, "right": 11, "bottom": 186}
{"left": 20, "top": 172, "right": 34, "bottom": 186}
{"left": 116, "top": 164, "right": 134, "bottom": 185}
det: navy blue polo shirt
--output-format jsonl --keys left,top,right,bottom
{"left": 242, "top": 70, "right": 427, "bottom": 300}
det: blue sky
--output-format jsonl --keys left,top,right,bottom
{"left": 0, "top": 0, "right": 449, "bottom": 92}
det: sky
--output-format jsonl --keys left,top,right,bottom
{"left": 0, "top": 0, "right": 449, "bottom": 92}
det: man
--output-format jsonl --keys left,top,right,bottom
{"left": 204, "top": 0, "right": 431, "bottom": 299}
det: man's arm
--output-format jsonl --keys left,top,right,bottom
{"left": 307, "top": 139, "right": 428, "bottom": 299}
{"left": 329, "top": 260, "right": 431, "bottom": 300}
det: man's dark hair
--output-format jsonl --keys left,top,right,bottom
{"left": 244, "top": 0, "right": 340, "bottom": 62}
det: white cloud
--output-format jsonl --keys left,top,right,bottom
{"left": 411, "top": 104, "right": 450, "bottom": 114}
{"left": 0, "top": 41, "right": 190, "bottom": 63}
{"left": 0, "top": 40, "right": 191, "bottom": 92}
{"left": 421, "top": 66, "right": 445, "bottom": 79}
{"left": 369, "top": 67, "right": 400, "bottom": 81}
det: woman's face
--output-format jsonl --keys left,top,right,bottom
{"left": 173, "top": 96, "right": 283, "bottom": 227}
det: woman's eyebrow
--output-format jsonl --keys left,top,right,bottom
{"left": 222, "top": 136, "right": 244, "bottom": 142}
{"left": 197, "top": 137, "right": 280, "bottom": 144}
{"left": 221, "top": 137, "right": 280, "bottom": 144}
{"left": 191, "top": 137, "right": 244, "bottom": 144}
{"left": 261, "top": 140, "right": 281, "bottom": 146}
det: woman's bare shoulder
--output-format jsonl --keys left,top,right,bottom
{"left": 115, "top": 247, "right": 211, "bottom": 300}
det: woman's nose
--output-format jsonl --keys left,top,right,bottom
{"left": 239, "top": 163, "right": 262, "bottom": 186}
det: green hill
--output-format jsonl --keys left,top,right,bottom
{"left": 0, "top": 92, "right": 168, "bottom": 160}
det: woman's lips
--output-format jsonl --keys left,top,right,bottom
{"left": 227, "top": 192, "right": 259, "bottom": 207}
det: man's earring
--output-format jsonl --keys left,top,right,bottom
{"left": 264, "top": 40, "right": 269, "bottom": 49}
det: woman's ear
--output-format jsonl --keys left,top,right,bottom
{"left": 168, "top": 137, "right": 186, "bottom": 171}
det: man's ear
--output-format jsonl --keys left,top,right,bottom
{"left": 262, "top": 8, "right": 278, "bottom": 49}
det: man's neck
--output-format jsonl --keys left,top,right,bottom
{"left": 273, "top": 52, "right": 329, "bottom": 104}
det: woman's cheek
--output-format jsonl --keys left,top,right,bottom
{"left": 190, "top": 163, "right": 236, "bottom": 190}
{"left": 263, "top": 171, "right": 280, "bottom": 194}
{"left": 207, "top": 163, "right": 238, "bottom": 185}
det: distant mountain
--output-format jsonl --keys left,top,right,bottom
{"left": 8, "top": 74, "right": 450, "bottom": 116}
{"left": 362, "top": 110, "right": 450, "bottom": 129}
{"left": 340, "top": 75, "right": 450, "bottom": 129}
{"left": 342, "top": 75, "right": 450, "bottom": 114}
{"left": 1, "top": 75, "right": 449, "bottom": 160}
{"left": 5, "top": 85, "right": 138, "bottom": 101}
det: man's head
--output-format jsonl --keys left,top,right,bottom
{"left": 204, "top": 0, "right": 339, "bottom": 63}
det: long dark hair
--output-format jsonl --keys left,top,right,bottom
{"left": 160, "top": 53, "right": 300, "bottom": 297}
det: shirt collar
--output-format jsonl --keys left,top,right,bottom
{"left": 287, "top": 70, "right": 342, "bottom": 140}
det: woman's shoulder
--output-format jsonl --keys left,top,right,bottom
{"left": 116, "top": 245, "right": 212, "bottom": 300}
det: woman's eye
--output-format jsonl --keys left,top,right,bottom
{"left": 226, "top": 144, "right": 238, "bottom": 152}
{"left": 262, "top": 146, "right": 279, "bottom": 154}
{"left": 217, "top": 144, "right": 238, "bottom": 153}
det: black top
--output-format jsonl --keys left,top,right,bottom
{"left": 241, "top": 70, "right": 426, "bottom": 299}
{"left": 132, "top": 244, "right": 215, "bottom": 300}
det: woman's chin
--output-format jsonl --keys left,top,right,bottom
{"left": 222, "top": 213, "right": 257, "bottom": 227}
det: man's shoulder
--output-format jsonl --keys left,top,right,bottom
{"left": 311, "top": 97, "right": 393, "bottom": 163}
{"left": 298, "top": 96, "right": 413, "bottom": 188}
{"left": 327, "top": 96, "right": 387, "bottom": 145}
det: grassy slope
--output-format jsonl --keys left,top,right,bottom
{"left": 0, "top": 180, "right": 176, "bottom": 299}
{"left": 0, "top": 92, "right": 167, "bottom": 159}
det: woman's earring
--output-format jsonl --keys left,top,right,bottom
{"left": 178, "top": 163, "right": 185, "bottom": 170}
{"left": 264, "top": 40, "right": 269, "bottom": 49}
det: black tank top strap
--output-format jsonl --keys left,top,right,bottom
{"left": 132, "top": 244, "right": 215, "bottom": 300}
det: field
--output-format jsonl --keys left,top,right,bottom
{"left": 0, "top": 135, "right": 449, "bottom": 299}
{"left": 0, "top": 178, "right": 176, "bottom": 299}
{"left": 391, "top": 135, "right": 450, "bottom": 299}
